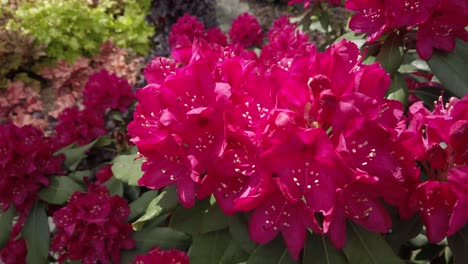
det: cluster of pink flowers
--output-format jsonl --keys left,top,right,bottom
{"left": 127, "top": 14, "right": 467, "bottom": 259}
{"left": 133, "top": 246, "right": 189, "bottom": 264}
{"left": 0, "top": 123, "right": 63, "bottom": 216}
{"left": 53, "top": 69, "right": 134, "bottom": 149}
{"left": 345, "top": 0, "right": 468, "bottom": 59}
{"left": 407, "top": 95, "right": 468, "bottom": 242}
{"left": 52, "top": 185, "right": 135, "bottom": 264}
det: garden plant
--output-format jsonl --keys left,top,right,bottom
{"left": 0, "top": 0, "right": 467, "bottom": 263}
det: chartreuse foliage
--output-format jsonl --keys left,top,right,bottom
{"left": 8, "top": 0, "right": 153, "bottom": 63}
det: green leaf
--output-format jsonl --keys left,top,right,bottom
{"left": 128, "top": 190, "right": 159, "bottom": 222}
{"left": 200, "top": 202, "right": 229, "bottom": 233}
{"left": 104, "top": 176, "right": 124, "bottom": 196}
{"left": 334, "top": 32, "right": 366, "bottom": 48}
{"left": 386, "top": 73, "right": 409, "bottom": 107}
{"left": 427, "top": 39, "right": 468, "bottom": 98}
{"left": 21, "top": 202, "right": 50, "bottom": 264}
{"left": 54, "top": 137, "right": 105, "bottom": 171}
{"left": 229, "top": 213, "right": 257, "bottom": 254}
{"left": 68, "top": 170, "right": 91, "bottom": 183}
{"left": 169, "top": 198, "right": 211, "bottom": 235}
{"left": 0, "top": 206, "right": 15, "bottom": 249}
{"left": 385, "top": 212, "right": 422, "bottom": 253}
{"left": 189, "top": 229, "right": 232, "bottom": 264}
{"left": 133, "top": 186, "right": 179, "bottom": 231}
{"left": 376, "top": 33, "right": 405, "bottom": 74}
{"left": 111, "top": 153, "right": 145, "bottom": 186}
{"left": 448, "top": 225, "right": 468, "bottom": 264}
{"left": 247, "top": 236, "right": 297, "bottom": 264}
{"left": 38, "top": 176, "right": 84, "bottom": 204}
{"left": 303, "top": 233, "right": 348, "bottom": 264}
{"left": 344, "top": 222, "right": 404, "bottom": 264}
{"left": 220, "top": 240, "right": 250, "bottom": 264}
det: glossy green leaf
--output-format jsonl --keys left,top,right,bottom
{"left": 220, "top": 240, "right": 250, "bottom": 264}
{"left": 169, "top": 198, "right": 211, "bottom": 235}
{"left": 22, "top": 202, "right": 49, "bottom": 264}
{"left": 200, "top": 202, "right": 229, "bottom": 233}
{"left": 38, "top": 176, "right": 84, "bottom": 204}
{"left": 247, "top": 237, "right": 297, "bottom": 264}
{"left": 427, "top": 39, "right": 468, "bottom": 98}
{"left": 0, "top": 206, "right": 15, "bottom": 249}
{"left": 229, "top": 213, "right": 257, "bottom": 254}
{"left": 68, "top": 170, "right": 91, "bottom": 183}
{"left": 385, "top": 212, "right": 422, "bottom": 253}
{"left": 344, "top": 222, "right": 404, "bottom": 264}
{"left": 111, "top": 153, "right": 145, "bottom": 186}
{"left": 133, "top": 186, "right": 178, "bottom": 230}
{"left": 448, "top": 225, "right": 468, "bottom": 264}
{"left": 128, "top": 190, "right": 159, "bottom": 222}
{"left": 104, "top": 176, "right": 124, "bottom": 196}
{"left": 55, "top": 137, "right": 110, "bottom": 171}
{"left": 386, "top": 73, "right": 409, "bottom": 107}
{"left": 189, "top": 229, "right": 231, "bottom": 264}
{"left": 303, "top": 233, "right": 348, "bottom": 264}
{"left": 376, "top": 33, "right": 404, "bottom": 74}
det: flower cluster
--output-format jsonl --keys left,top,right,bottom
{"left": 133, "top": 247, "right": 189, "bottom": 264}
{"left": 407, "top": 95, "right": 468, "bottom": 242}
{"left": 52, "top": 185, "right": 135, "bottom": 264}
{"left": 168, "top": 13, "right": 227, "bottom": 49}
{"left": 345, "top": 0, "right": 468, "bottom": 59}
{"left": 83, "top": 69, "right": 134, "bottom": 115}
{"left": 128, "top": 14, "right": 454, "bottom": 259}
{"left": 53, "top": 69, "right": 134, "bottom": 149}
{"left": 0, "top": 123, "right": 63, "bottom": 217}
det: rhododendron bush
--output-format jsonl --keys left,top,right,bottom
{"left": 1, "top": 1, "right": 468, "bottom": 263}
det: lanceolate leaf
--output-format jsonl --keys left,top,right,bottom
{"left": 376, "top": 33, "right": 405, "bottom": 74}
{"left": 448, "top": 225, "right": 468, "bottom": 264}
{"left": 200, "top": 202, "right": 229, "bottom": 233}
{"left": 133, "top": 186, "right": 178, "bottom": 231}
{"left": 128, "top": 190, "right": 159, "bottom": 222}
{"left": 247, "top": 236, "right": 297, "bottom": 264}
{"left": 169, "top": 198, "right": 211, "bottom": 235}
{"left": 188, "top": 229, "right": 232, "bottom": 264}
{"left": 344, "top": 222, "right": 404, "bottom": 264}
{"left": 427, "top": 39, "right": 468, "bottom": 98}
{"left": 55, "top": 137, "right": 111, "bottom": 171}
{"left": 0, "top": 206, "right": 15, "bottom": 249}
{"left": 21, "top": 202, "right": 50, "bottom": 264}
{"left": 386, "top": 73, "right": 409, "bottom": 107}
{"left": 229, "top": 213, "right": 257, "bottom": 254}
{"left": 220, "top": 240, "right": 250, "bottom": 264}
{"left": 111, "top": 153, "right": 145, "bottom": 186}
{"left": 38, "top": 176, "right": 84, "bottom": 204}
{"left": 303, "top": 233, "right": 348, "bottom": 264}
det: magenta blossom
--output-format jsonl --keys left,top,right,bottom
{"left": 229, "top": 13, "right": 264, "bottom": 48}
{"left": 52, "top": 185, "right": 135, "bottom": 264}
{"left": 0, "top": 123, "right": 63, "bottom": 217}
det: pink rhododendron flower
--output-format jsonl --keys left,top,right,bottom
{"left": 133, "top": 247, "right": 189, "bottom": 264}
{"left": 83, "top": 69, "right": 134, "bottom": 114}
{"left": 0, "top": 123, "right": 63, "bottom": 216}
{"left": 132, "top": 15, "right": 432, "bottom": 257}
{"left": 406, "top": 94, "right": 468, "bottom": 242}
{"left": 52, "top": 185, "right": 135, "bottom": 264}
{"left": 416, "top": 0, "right": 468, "bottom": 59}
{"left": 229, "top": 13, "right": 264, "bottom": 48}
{"left": 0, "top": 223, "right": 27, "bottom": 264}
{"left": 53, "top": 107, "right": 106, "bottom": 149}
{"left": 169, "top": 14, "right": 206, "bottom": 48}
{"left": 345, "top": 0, "right": 468, "bottom": 59}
